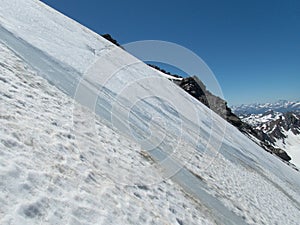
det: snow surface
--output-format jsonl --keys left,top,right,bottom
{"left": 1, "top": 0, "right": 300, "bottom": 224}
{"left": 276, "top": 130, "right": 300, "bottom": 168}
{"left": 0, "top": 42, "right": 214, "bottom": 225}
{"left": 0, "top": 0, "right": 113, "bottom": 74}
{"left": 152, "top": 69, "right": 183, "bottom": 81}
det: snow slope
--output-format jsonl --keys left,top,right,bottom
{"left": 0, "top": 41, "right": 215, "bottom": 225}
{"left": 1, "top": 0, "right": 300, "bottom": 224}
{"left": 276, "top": 130, "right": 300, "bottom": 167}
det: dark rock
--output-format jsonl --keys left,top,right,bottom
{"left": 101, "top": 33, "right": 121, "bottom": 47}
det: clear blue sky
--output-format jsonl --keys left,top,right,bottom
{"left": 41, "top": 0, "right": 299, "bottom": 106}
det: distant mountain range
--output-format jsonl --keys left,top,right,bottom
{"left": 232, "top": 100, "right": 300, "bottom": 115}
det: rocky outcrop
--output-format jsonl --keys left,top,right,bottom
{"left": 172, "top": 76, "right": 292, "bottom": 162}
{"left": 101, "top": 34, "right": 122, "bottom": 47}
{"left": 174, "top": 76, "right": 250, "bottom": 129}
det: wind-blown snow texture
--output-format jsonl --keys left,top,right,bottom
{"left": 0, "top": 42, "right": 215, "bottom": 225}
{"left": 1, "top": 0, "right": 300, "bottom": 224}
{"left": 276, "top": 130, "right": 300, "bottom": 168}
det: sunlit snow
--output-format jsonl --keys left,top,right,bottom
{"left": 0, "top": 0, "right": 300, "bottom": 224}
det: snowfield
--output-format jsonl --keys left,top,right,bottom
{"left": 0, "top": 42, "right": 215, "bottom": 225}
{"left": 276, "top": 130, "right": 300, "bottom": 168}
{"left": 1, "top": 0, "right": 300, "bottom": 224}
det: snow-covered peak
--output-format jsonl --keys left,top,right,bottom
{"left": 240, "top": 111, "right": 283, "bottom": 127}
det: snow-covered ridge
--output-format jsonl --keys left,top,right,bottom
{"left": 1, "top": 0, "right": 300, "bottom": 224}
{"left": 240, "top": 110, "right": 283, "bottom": 127}
{"left": 153, "top": 68, "right": 183, "bottom": 81}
